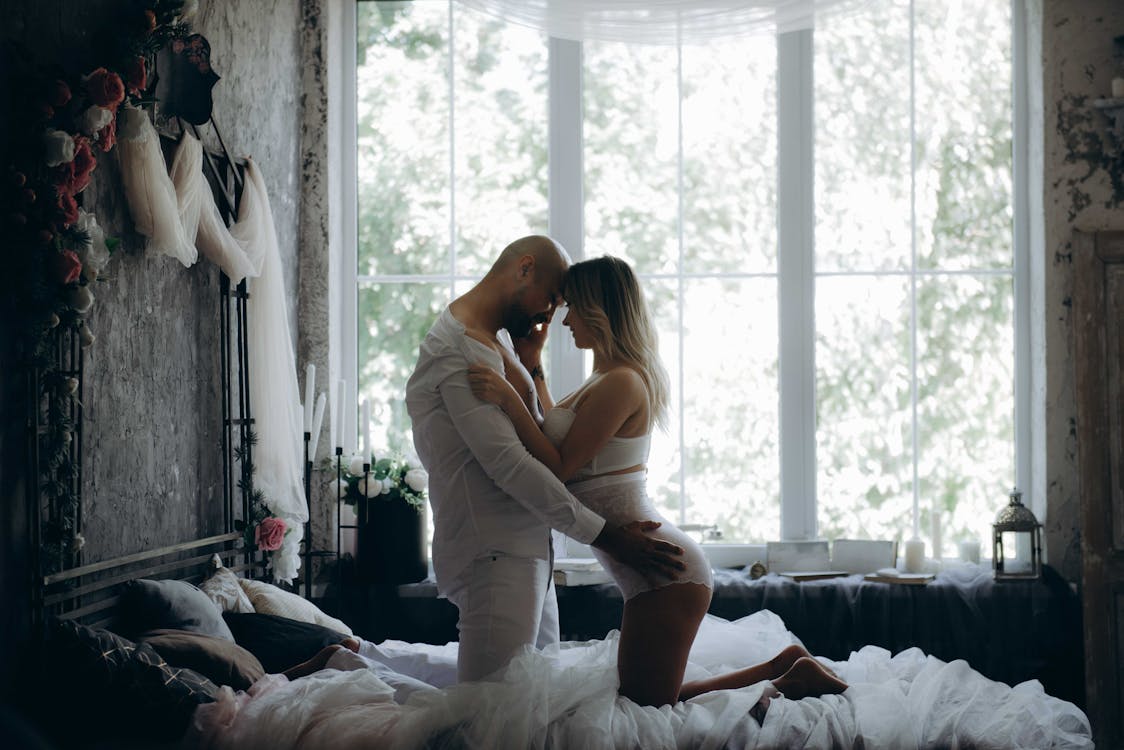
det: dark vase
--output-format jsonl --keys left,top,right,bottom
{"left": 355, "top": 495, "right": 427, "bottom": 584}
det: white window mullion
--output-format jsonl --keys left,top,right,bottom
{"left": 908, "top": 0, "right": 920, "bottom": 540}
{"left": 777, "top": 28, "right": 816, "bottom": 541}
{"left": 547, "top": 36, "right": 587, "bottom": 398}
{"left": 447, "top": 1, "right": 457, "bottom": 299}
{"left": 338, "top": 0, "right": 359, "bottom": 453}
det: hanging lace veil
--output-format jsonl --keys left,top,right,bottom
{"left": 117, "top": 105, "right": 198, "bottom": 267}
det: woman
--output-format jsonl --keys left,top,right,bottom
{"left": 467, "top": 255, "right": 847, "bottom": 708}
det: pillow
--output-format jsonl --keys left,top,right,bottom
{"left": 238, "top": 578, "right": 353, "bottom": 635}
{"left": 199, "top": 561, "right": 255, "bottom": 614}
{"left": 36, "top": 619, "right": 217, "bottom": 744}
{"left": 136, "top": 628, "right": 265, "bottom": 690}
{"left": 223, "top": 612, "right": 350, "bottom": 675}
{"left": 118, "top": 579, "right": 235, "bottom": 641}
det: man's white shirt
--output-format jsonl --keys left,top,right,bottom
{"left": 405, "top": 307, "right": 606, "bottom": 590}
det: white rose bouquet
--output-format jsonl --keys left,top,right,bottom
{"left": 325, "top": 451, "right": 427, "bottom": 511}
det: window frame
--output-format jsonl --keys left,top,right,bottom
{"left": 340, "top": 0, "right": 1032, "bottom": 541}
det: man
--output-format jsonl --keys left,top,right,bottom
{"left": 406, "top": 235, "right": 684, "bottom": 683}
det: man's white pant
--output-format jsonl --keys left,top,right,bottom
{"left": 445, "top": 554, "right": 560, "bottom": 683}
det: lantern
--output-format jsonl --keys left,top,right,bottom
{"left": 992, "top": 488, "right": 1042, "bottom": 580}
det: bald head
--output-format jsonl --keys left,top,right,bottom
{"left": 491, "top": 235, "right": 572, "bottom": 282}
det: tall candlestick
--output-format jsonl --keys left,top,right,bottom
{"left": 361, "top": 399, "right": 371, "bottom": 460}
{"left": 309, "top": 392, "right": 327, "bottom": 458}
{"left": 304, "top": 363, "right": 315, "bottom": 431}
{"left": 336, "top": 378, "right": 347, "bottom": 448}
{"left": 346, "top": 380, "right": 357, "bottom": 454}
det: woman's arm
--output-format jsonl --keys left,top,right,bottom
{"left": 468, "top": 365, "right": 647, "bottom": 482}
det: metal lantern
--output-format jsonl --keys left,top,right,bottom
{"left": 992, "top": 488, "right": 1042, "bottom": 580}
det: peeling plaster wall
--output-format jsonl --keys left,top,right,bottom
{"left": 0, "top": 0, "right": 303, "bottom": 565}
{"left": 1041, "top": 0, "right": 1124, "bottom": 583}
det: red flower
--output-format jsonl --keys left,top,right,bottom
{"left": 68, "top": 137, "right": 97, "bottom": 195}
{"left": 85, "top": 68, "right": 125, "bottom": 110}
{"left": 49, "top": 79, "right": 72, "bottom": 108}
{"left": 97, "top": 113, "right": 117, "bottom": 152}
{"left": 143, "top": 9, "right": 157, "bottom": 33}
{"left": 53, "top": 250, "right": 82, "bottom": 285}
{"left": 35, "top": 101, "right": 54, "bottom": 121}
{"left": 254, "top": 517, "right": 287, "bottom": 552}
{"left": 56, "top": 191, "right": 78, "bottom": 227}
{"left": 125, "top": 57, "right": 147, "bottom": 96}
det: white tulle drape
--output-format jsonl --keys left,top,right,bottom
{"left": 455, "top": 0, "right": 869, "bottom": 44}
{"left": 118, "top": 106, "right": 198, "bottom": 266}
{"left": 125, "top": 129, "right": 308, "bottom": 583}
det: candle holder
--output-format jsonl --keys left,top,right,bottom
{"left": 302, "top": 430, "right": 312, "bottom": 599}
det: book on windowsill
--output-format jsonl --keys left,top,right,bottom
{"left": 778, "top": 570, "right": 850, "bottom": 581}
{"left": 553, "top": 558, "right": 611, "bottom": 586}
{"left": 863, "top": 568, "right": 935, "bottom": 585}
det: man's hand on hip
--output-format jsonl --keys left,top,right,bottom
{"left": 591, "top": 520, "right": 686, "bottom": 585}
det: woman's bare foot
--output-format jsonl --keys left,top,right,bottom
{"left": 282, "top": 643, "right": 345, "bottom": 679}
{"left": 768, "top": 644, "right": 814, "bottom": 678}
{"left": 771, "top": 657, "right": 849, "bottom": 700}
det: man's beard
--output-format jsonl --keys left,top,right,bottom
{"left": 502, "top": 305, "right": 535, "bottom": 338}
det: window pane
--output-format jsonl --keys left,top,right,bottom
{"left": 358, "top": 282, "right": 448, "bottom": 453}
{"left": 816, "top": 277, "right": 913, "bottom": 542}
{"left": 681, "top": 278, "right": 779, "bottom": 542}
{"left": 814, "top": 0, "right": 912, "bottom": 272}
{"left": 917, "top": 274, "right": 1014, "bottom": 558}
{"left": 584, "top": 43, "right": 678, "bottom": 273}
{"left": 357, "top": 1, "right": 450, "bottom": 276}
{"left": 681, "top": 40, "right": 777, "bottom": 274}
{"left": 915, "top": 0, "right": 1013, "bottom": 271}
{"left": 644, "top": 278, "right": 683, "bottom": 525}
{"left": 453, "top": 6, "right": 549, "bottom": 277}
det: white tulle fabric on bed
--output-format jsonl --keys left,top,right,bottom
{"left": 117, "top": 105, "right": 198, "bottom": 267}
{"left": 187, "top": 610, "right": 1093, "bottom": 750}
{"left": 169, "top": 134, "right": 258, "bottom": 284}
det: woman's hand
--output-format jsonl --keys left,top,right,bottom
{"left": 468, "top": 365, "right": 519, "bottom": 412}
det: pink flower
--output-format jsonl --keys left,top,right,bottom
{"left": 53, "top": 250, "right": 82, "bottom": 284}
{"left": 125, "top": 57, "right": 147, "bottom": 97}
{"left": 56, "top": 191, "right": 78, "bottom": 227}
{"left": 254, "top": 516, "right": 287, "bottom": 552}
{"left": 49, "top": 79, "right": 71, "bottom": 108}
{"left": 68, "top": 137, "right": 97, "bottom": 194}
{"left": 84, "top": 67, "right": 125, "bottom": 110}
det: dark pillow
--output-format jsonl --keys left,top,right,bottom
{"left": 117, "top": 578, "right": 235, "bottom": 641}
{"left": 223, "top": 612, "right": 349, "bottom": 674}
{"left": 136, "top": 628, "right": 266, "bottom": 690}
{"left": 34, "top": 619, "right": 218, "bottom": 745}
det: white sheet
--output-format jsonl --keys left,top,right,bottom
{"left": 188, "top": 610, "right": 1092, "bottom": 750}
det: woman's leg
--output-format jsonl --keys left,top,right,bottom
{"left": 616, "top": 582, "right": 712, "bottom": 707}
{"left": 678, "top": 643, "right": 815, "bottom": 701}
{"left": 281, "top": 638, "right": 361, "bottom": 680}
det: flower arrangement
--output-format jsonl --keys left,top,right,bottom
{"left": 2, "top": 1, "right": 197, "bottom": 573}
{"left": 326, "top": 452, "right": 428, "bottom": 512}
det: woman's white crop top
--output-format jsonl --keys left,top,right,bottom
{"left": 542, "top": 406, "right": 651, "bottom": 480}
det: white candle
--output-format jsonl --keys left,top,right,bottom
{"left": 903, "top": 538, "right": 925, "bottom": 573}
{"left": 958, "top": 539, "right": 981, "bottom": 564}
{"left": 930, "top": 512, "right": 942, "bottom": 562}
{"left": 1113, "top": 77, "right": 1124, "bottom": 99}
{"left": 336, "top": 378, "right": 347, "bottom": 449}
{"left": 304, "top": 363, "right": 315, "bottom": 432}
{"left": 308, "top": 392, "right": 327, "bottom": 458}
{"left": 361, "top": 399, "right": 371, "bottom": 460}
{"left": 346, "top": 380, "right": 357, "bottom": 454}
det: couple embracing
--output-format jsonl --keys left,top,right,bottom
{"left": 405, "top": 235, "right": 845, "bottom": 710}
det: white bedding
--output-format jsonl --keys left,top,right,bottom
{"left": 188, "top": 610, "right": 1092, "bottom": 749}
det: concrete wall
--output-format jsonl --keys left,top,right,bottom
{"left": 1040, "top": 0, "right": 1124, "bottom": 583}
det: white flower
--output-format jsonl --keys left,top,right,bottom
{"left": 65, "top": 377, "right": 79, "bottom": 395}
{"left": 79, "top": 105, "right": 113, "bottom": 137}
{"left": 43, "top": 129, "right": 75, "bottom": 167}
{"left": 348, "top": 455, "right": 367, "bottom": 477}
{"left": 68, "top": 285, "right": 94, "bottom": 313}
{"left": 380, "top": 478, "right": 393, "bottom": 495}
{"left": 72, "top": 533, "right": 86, "bottom": 551}
{"left": 363, "top": 476, "right": 383, "bottom": 498}
{"left": 332, "top": 478, "right": 350, "bottom": 499}
{"left": 78, "top": 323, "right": 96, "bottom": 348}
{"left": 75, "top": 209, "right": 111, "bottom": 273}
{"left": 405, "top": 468, "right": 429, "bottom": 493}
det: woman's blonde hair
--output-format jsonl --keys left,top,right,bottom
{"left": 563, "top": 256, "right": 670, "bottom": 430}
